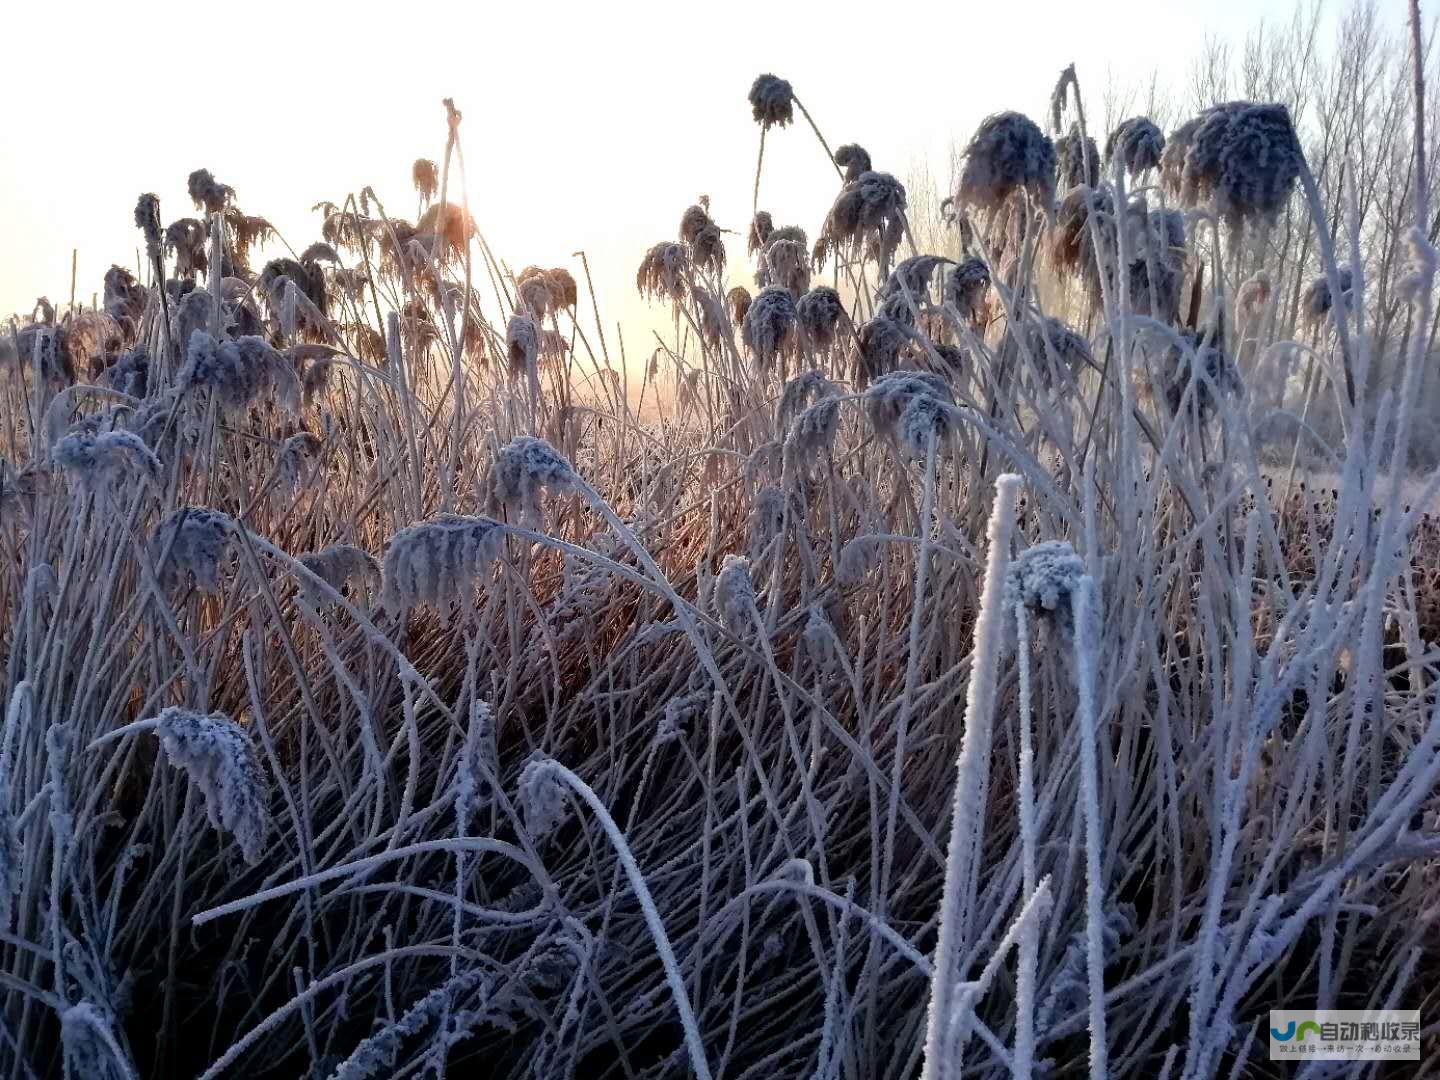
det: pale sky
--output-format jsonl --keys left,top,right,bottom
{"left": 2, "top": 0, "right": 1324, "bottom": 335}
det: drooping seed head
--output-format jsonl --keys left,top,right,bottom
{"left": 1005, "top": 540, "right": 1087, "bottom": 639}
{"left": 795, "top": 287, "right": 845, "bottom": 351}
{"left": 187, "top": 168, "right": 234, "bottom": 216}
{"left": 742, "top": 286, "right": 798, "bottom": 373}
{"left": 412, "top": 158, "right": 439, "bottom": 202}
{"left": 748, "top": 73, "right": 795, "bottom": 129}
{"left": 852, "top": 316, "right": 913, "bottom": 387}
{"left": 945, "top": 257, "right": 992, "bottom": 326}
{"left": 1054, "top": 127, "right": 1100, "bottom": 190}
{"left": 636, "top": 241, "right": 691, "bottom": 304}
{"left": 52, "top": 429, "right": 162, "bottom": 491}
{"left": 1106, "top": 117, "right": 1165, "bottom": 178}
{"left": 150, "top": 507, "right": 234, "bottom": 591}
{"left": 834, "top": 143, "right": 872, "bottom": 182}
{"left": 1174, "top": 102, "right": 1304, "bottom": 232}
{"left": 713, "top": 554, "right": 759, "bottom": 634}
{"left": 955, "top": 112, "right": 1056, "bottom": 213}
{"left": 380, "top": 513, "right": 504, "bottom": 620}
{"left": 153, "top": 706, "right": 269, "bottom": 864}
{"left": 863, "top": 371, "right": 954, "bottom": 443}
{"left": 756, "top": 238, "right": 811, "bottom": 296}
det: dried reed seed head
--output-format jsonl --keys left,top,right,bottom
{"left": 726, "top": 285, "right": 753, "bottom": 325}
{"left": 852, "top": 316, "right": 912, "bottom": 387}
{"left": 636, "top": 241, "right": 690, "bottom": 303}
{"left": 301, "top": 242, "right": 340, "bottom": 266}
{"left": 956, "top": 112, "right": 1056, "bottom": 212}
{"left": 134, "top": 193, "right": 163, "bottom": 253}
{"left": 380, "top": 513, "right": 504, "bottom": 619}
{"left": 945, "top": 256, "right": 993, "bottom": 316}
{"left": 1006, "top": 540, "right": 1087, "bottom": 637}
{"left": 165, "top": 218, "right": 209, "bottom": 279}
{"left": 1054, "top": 127, "right": 1100, "bottom": 190}
{"left": 834, "top": 143, "right": 872, "bottom": 182}
{"left": 101, "top": 346, "right": 149, "bottom": 398}
{"left": 298, "top": 543, "right": 381, "bottom": 608}
{"left": 1301, "top": 266, "right": 1354, "bottom": 325}
{"left": 412, "top": 158, "right": 440, "bottom": 202}
{"left": 173, "top": 287, "right": 216, "bottom": 351}
{"left": 756, "top": 238, "right": 811, "bottom": 296}
{"left": 741, "top": 286, "right": 799, "bottom": 372}
{"left": 1395, "top": 227, "right": 1438, "bottom": 302}
{"left": 187, "top": 168, "right": 234, "bottom": 215}
{"left": 103, "top": 265, "right": 146, "bottom": 330}
{"left": 415, "top": 202, "right": 476, "bottom": 258}
{"left": 689, "top": 285, "right": 729, "bottom": 346}
{"left": 52, "top": 429, "right": 162, "bottom": 490}
{"left": 230, "top": 213, "right": 276, "bottom": 259}
{"left": 517, "top": 270, "right": 555, "bottom": 318}
{"left": 1126, "top": 255, "right": 1184, "bottom": 324}
{"left": 883, "top": 255, "right": 950, "bottom": 305}
{"left": 3, "top": 324, "right": 75, "bottom": 384}
{"left": 150, "top": 507, "right": 235, "bottom": 591}
{"left": 678, "top": 203, "right": 727, "bottom": 273}
{"left": 714, "top": 554, "right": 758, "bottom": 634}
{"left": 180, "top": 331, "right": 302, "bottom": 413}
{"left": 486, "top": 435, "right": 576, "bottom": 527}
{"left": 748, "top": 211, "right": 775, "bottom": 255}
{"left": 1237, "top": 271, "right": 1273, "bottom": 316}
{"left": 259, "top": 257, "right": 329, "bottom": 330}
{"left": 1160, "top": 333, "right": 1243, "bottom": 421}
{"left": 690, "top": 223, "right": 726, "bottom": 274}
{"left": 1177, "top": 102, "right": 1303, "bottom": 230}
{"left": 518, "top": 756, "right": 570, "bottom": 836}
{"left": 1021, "top": 313, "right": 1093, "bottom": 385}
{"left": 863, "top": 370, "right": 954, "bottom": 442}
{"left": 748, "top": 485, "right": 791, "bottom": 552}
{"left": 897, "top": 393, "right": 959, "bottom": 458}
{"left": 506, "top": 314, "right": 540, "bottom": 377}
{"left": 1106, "top": 116, "right": 1165, "bottom": 177}
{"left": 153, "top": 706, "right": 269, "bottom": 864}
{"left": 823, "top": 172, "right": 908, "bottom": 271}
{"left": 748, "top": 73, "right": 795, "bottom": 128}
{"left": 784, "top": 396, "right": 842, "bottom": 475}
{"left": 679, "top": 203, "right": 713, "bottom": 244}
{"left": 795, "top": 287, "right": 845, "bottom": 350}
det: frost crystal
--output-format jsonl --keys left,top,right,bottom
{"left": 154, "top": 706, "right": 269, "bottom": 865}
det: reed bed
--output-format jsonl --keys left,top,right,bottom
{"left": 2, "top": 15, "right": 1440, "bottom": 1078}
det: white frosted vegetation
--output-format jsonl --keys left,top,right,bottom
{"left": 2, "top": 22, "right": 1440, "bottom": 1080}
